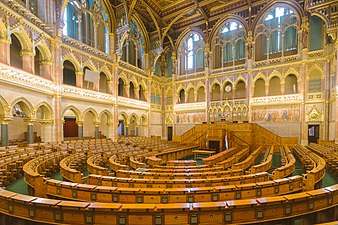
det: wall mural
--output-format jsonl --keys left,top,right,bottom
{"left": 252, "top": 105, "right": 300, "bottom": 122}
{"left": 176, "top": 112, "right": 206, "bottom": 124}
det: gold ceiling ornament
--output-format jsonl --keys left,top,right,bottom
{"left": 306, "top": 105, "right": 323, "bottom": 122}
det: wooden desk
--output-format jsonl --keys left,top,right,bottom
{"left": 193, "top": 150, "right": 216, "bottom": 159}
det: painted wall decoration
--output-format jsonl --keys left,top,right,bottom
{"left": 252, "top": 105, "right": 300, "bottom": 122}
{"left": 176, "top": 112, "right": 206, "bottom": 124}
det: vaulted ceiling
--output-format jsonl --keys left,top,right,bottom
{"left": 109, "top": 0, "right": 305, "bottom": 46}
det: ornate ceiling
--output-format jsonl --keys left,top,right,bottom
{"left": 110, "top": 0, "right": 315, "bottom": 46}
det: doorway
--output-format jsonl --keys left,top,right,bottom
{"left": 63, "top": 117, "right": 78, "bottom": 137}
{"left": 308, "top": 125, "right": 319, "bottom": 144}
{"left": 167, "top": 126, "right": 173, "bottom": 141}
{"left": 209, "top": 140, "right": 220, "bottom": 152}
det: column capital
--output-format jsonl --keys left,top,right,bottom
{"left": 76, "top": 120, "right": 84, "bottom": 126}
{"left": 23, "top": 118, "right": 37, "bottom": 125}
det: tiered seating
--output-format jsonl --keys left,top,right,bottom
{"left": 44, "top": 175, "right": 302, "bottom": 203}
{"left": 273, "top": 145, "right": 296, "bottom": 179}
{"left": 308, "top": 143, "right": 338, "bottom": 174}
{"left": 251, "top": 145, "right": 274, "bottom": 173}
{"left": 0, "top": 137, "right": 335, "bottom": 225}
{"left": 293, "top": 144, "right": 326, "bottom": 190}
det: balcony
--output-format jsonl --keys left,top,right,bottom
{"left": 0, "top": 63, "right": 55, "bottom": 94}
{"left": 118, "top": 97, "right": 150, "bottom": 109}
{"left": 61, "top": 85, "right": 114, "bottom": 103}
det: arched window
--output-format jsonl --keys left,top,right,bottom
{"left": 310, "top": 16, "right": 324, "bottom": 51}
{"left": 129, "top": 82, "right": 135, "bottom": 99}
{"left": 235, "top": 81, "right": 246, "bottom": 99}
{"left": 99, "top": 72, "right": 108, "bottom": 93}
{"left": 268, "top": 77, "right": 282, "bottom": 96}
{"left": 254, "top": 78, "right": 265, "bottom": 97}
{"left": 118, "top": 78, "right": 125, "bottom": 96}
{"left": 187, "top": 88, "right": 195, "bottom": 103}
{"left": 10, "top": 34, "right": 23, "bottom": 69}
{"left": 63, "top": 60, "right": 76, "bottom": 86}
{"left": 83, "top": 67, "right": 94, "bottom": 90}
{"left": 29, "top": 0, "right": 47, "bottom": 22}
{"left": 197, "top": 87, "right": 205, "bottom": 102}
{"left": 179, "top": 33, "right": 204, "bottom": 74}
{"left": 214, "top": 21, "right": 246, "bottom": 69}
{"left": 178, "top": 89, "right": 185, "bottom": 103}
{"left": 63, "top": 0, "right": 109, "bottom": 53}
{"left": 121, "top": 21, "right": 145, "bottom": 69}
{"left": 139, "top": 85, "right": 146, "bottom": 101}
{"left": 211, "top": 84, "right": 221, "bottom": 101}
{"left": 285, "top": 74, "right": 298, "bottom": 94}
{"left": 255, "top": 6, "right": 298, "bottom": 60}
{"left": 34, "top": 47, "right": 42, "bottom": 76}
{"left": 63, "top": 2, "right": 79, "bottom": 39}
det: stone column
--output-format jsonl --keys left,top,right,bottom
{"left": 0, "top": 38, "right": 9, "bottom": 65}
{"left": 109, "top": 33, "right": 117, "bottom": 58}
{"left": 125, "top": 125, "right": 129, "bottom": 136}
{"left": 281, "top": 81, "right": 285, "bottom": 95}
{"left": 95, "top": 124, "right": 99, "bottom": 139}
{"left": 107, "top": 80, "right": 113, "bottom": 94}
{"left": 134, "top": 87, "right": 140, "bottom": 100}
{"left": 300, "top": 61, "right": 308, "bottom": 145}
{"left": 77, "top": 121, "right": 83, "bottom": 140}
{"left": 206, "top": 78, "right": 210, "bottom": 123}
{"left": 21, "top": 50, "right": 34, "bottom": 74}
{"left": 323, "top": 57, "right": 331, "bottom": 140}
{"left": 265, "top": 82, "right": 269, "bottom": 96}
{"left": 76, "top": 71, "right": 83, "bottom": 88}
{"left": 53, "top": 38, "right": 63, "bottom": 142}
{"left": 247, "top": 72, "right": 252, "bottom": 123}
{"left": 78, "top": 13, "right": 82, "bottom": 41}
{"left": 40, "top": 61, "right": 52, "bottom": 79}
{"left": 26, "top": 121, "right": 34, "bottom": 144}
{"left": 1, "top": 121, "right": 9, "bottom": 146}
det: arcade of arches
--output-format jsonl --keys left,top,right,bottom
{"left": 0, "top": 0, "right": 337, "bottom": 145}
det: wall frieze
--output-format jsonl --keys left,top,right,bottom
{"left": 174, "top": 102, "right": 207, "bottom": 111}
{"left": 251, "top": 94, "right": 303, "bottom": 106}
{"left": 60, "top": 86, "right": 114, "bottom": 103}
{"left": 118, "top": 97, "right": 150, "bottom": 110}
{"left": 0, "top": 64, "right": 55, "bottom": 94}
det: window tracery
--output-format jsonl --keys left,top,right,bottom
{"left": 255, "top": 6, "right": 298, "bottom": 61}
{"left": 63, "top": 0, "right": 109, "bottom": 53}
{"left": 178, "top": 32, "right": 204, "bottom": 75}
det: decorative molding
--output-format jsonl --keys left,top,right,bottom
{"left": 174, "top": 102, "right": 207, "bottom": 111}
{"left": 0, "top": 64, "right": 55, "bottom": 94}
{"left": 119, "top": 60, "right": 148, "bottom": 77}
{"left": 118, "top": 97, "right": 150, "bottom": 109}
{"left": 60, "top": 86, "right": 114, "bottom": 103}
{"left": 251, "top": 94, "right": 303, "bottom": 105}
{"left": 306, "top": 105, "right": 323, "bottom": 122}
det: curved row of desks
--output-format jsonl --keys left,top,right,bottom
{"left": 44, "top": 175, "right": 302, "bottom": 203}
{"left": 0, "top": 185, "right": 336, "bottom": 225}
